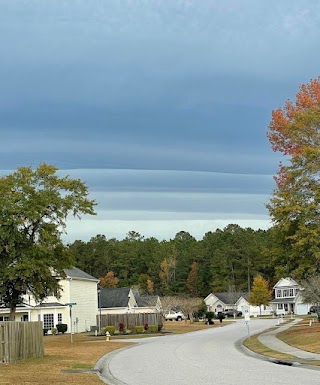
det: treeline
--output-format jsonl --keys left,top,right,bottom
{"left": 68, "top": 224, "right": 280, "bottom": 297}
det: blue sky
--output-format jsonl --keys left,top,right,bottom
{"left": 1, "top": 1, "right": 319, "bottom": 241}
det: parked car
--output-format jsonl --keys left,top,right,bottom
{"left": 223, "top": 309, "right": 243, "bottom": 317}
{"left": 164, "top": 310, "right": 185, "bottom": 321}
{"left": 308, "top": 306, "right": 320, "bottom": 314}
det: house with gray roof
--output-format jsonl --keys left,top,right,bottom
{"left": 204, "top": 291, "right": 273, "bottom": 317}
{"left": 98, "top": 287, "right": 162, "bottom": 314}
{"left": 0, "top": 267, "right": 99, "bottom": 333}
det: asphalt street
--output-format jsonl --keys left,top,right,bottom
{"left": 96, "top": 319, "right": 320, "bottom": 385}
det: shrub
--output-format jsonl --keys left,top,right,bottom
{"left": 205, "top": 311, "right": 215, "bottom": 320}
{"left": 101, "top": 326, "right": 115, "bottom": 335}
{"left": 51, "top": 327, "right": 58, "bottom": 335}
{"left": 148, "top": 325, "right": 159, "bottom": 333}
{"left": 158, "top": 324, "right": 163, "bottom": 332}
{"left": 134, "top": 326, "right": 144, "bottom": 334}
{"left": 56, "top": 323, "right": 68, "bottom": 334}
{"left": 118, "top": 322, "right": 126, "bottom": 333}
{"left": 43, "top": 328, "right": 49, "bottom": 336}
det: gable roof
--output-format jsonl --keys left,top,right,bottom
{"left": 64, "top": 267, "right": 98, "bottom": 282}
{"left": 136, "top": 295, "right": 159, "bottom": 307}
{"left": 213, "top": 292, "right": 245, "bottom": 304}
{"left": 100, "top": 287, "right": 132, "bottom": 308}
{"left": 273, "top": 277, "right": 300, "bottom": 289}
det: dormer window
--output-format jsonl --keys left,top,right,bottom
{"left": 276, "top": 289, "right": 282, "bottom": 298}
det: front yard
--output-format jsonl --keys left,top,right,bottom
{"left": 0, "top": 320, "right": 217, "bottom": 385}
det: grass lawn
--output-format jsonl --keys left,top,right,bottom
{"left": 4, "top": 318, "right": 319, "bottom": 383}
{"left": 244, "top": 318, "right": 320, "bottom": 366}
{"left": 0, "top": 320, "right": 217, "bottom": 385}
{"left": 277, "top": 320, "right": 320, "bottom": 354}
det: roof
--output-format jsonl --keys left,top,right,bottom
{"left": 213, "top": 292, "right": 246, "bottom": 304}
{"left": 35, "top": 302, "right": 65, "bottom": 308}
{"left": 270, "top": 298, "right": 296, "bottom": 304}
{"left": 64, "top": 267, "right": 98, "bottom": 281}
{"left": 273, "top": 277, "right": 300, "bottom": 289}
{"left": 136, "top": 295, "right": 159, "bottom": 307}
{"left": 99, "top": 287, "right": 131, "bottom": 308}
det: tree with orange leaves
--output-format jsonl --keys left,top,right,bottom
{"left": 267, "top": 78, "right": 320, "bottom": 278}
{"left": 99, "top": 271, "right": 119, "bottom": 288}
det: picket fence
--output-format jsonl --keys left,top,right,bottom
{"left": 97, "top": 313, "right": 162, "bottom": 330}
{"left": 0, "top": 321, "right": 44, "bottom": 364}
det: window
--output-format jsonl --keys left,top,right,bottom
{"left": 0, "top": 316, "right": 9, "bottom": 321}
{"left": 43, "top": 314, "right": 54, "bottom": 329}
{"left": 276, "top": 289, "right": 282, "bottom": 298}
{"left": 289, "top": 289, "right": 294, "bottom": 297}
{"left": 283, "top": 289, "right": 289, "bottom": 297}
{"left": 277, "top": 304, "right": 283, "bottom": 310}
{"left": 58, "top": 313, "right": 62, "bottom": 324}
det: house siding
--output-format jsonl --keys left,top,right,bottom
{"left": 69, "top": 279, "right": 98, "bottom": 333}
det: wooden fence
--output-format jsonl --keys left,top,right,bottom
{"left": 0, "top": 321, "right": 44, "bottom": 364}
{"left": 97, "top": 313, "right": 162, "bottom": 330}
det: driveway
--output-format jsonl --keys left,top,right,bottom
{"left": 97, "top": 319, "right": 320, "bottom": 385}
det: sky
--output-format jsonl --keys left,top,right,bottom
{"left": 1, "top": 1, "right": 320, "bottom": 242}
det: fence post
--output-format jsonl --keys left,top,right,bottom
{"left": 0, "top": 323, "right": 4, "bottom": 363}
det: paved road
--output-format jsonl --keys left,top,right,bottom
{"left": 97, "top": 319, "right": 320, "bottom": 385}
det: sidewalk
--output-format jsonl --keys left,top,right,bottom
{"left": 258, "top": 318, "right": 320, "bottom": 360}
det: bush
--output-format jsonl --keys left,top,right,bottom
{"left": 205, "top": 311, "right": 215, "bottom": 320}
{"left": 134, "top": 326, "right": 144, "bottom": 334}
{"left": 158, "top": 324, "right": 163, "bottom": 332}
{"left": 56, "top": 323, "right": 68, "bottom": 334}
{"left": 148, "top": 325, "right": 159, "bottom": 333}
{"left": 101, "top": 326, "right": 115, "bottom": 335}
{"left": 51, "top": 327, "right": 58, "bottom": 335}
{"left": 43, "top": 328, "right": 49, "bottom": 336}
{"left": 118, "top": 322, "right": 126, "bottom": 333}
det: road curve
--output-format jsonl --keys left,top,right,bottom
{"left": 97, "top": 319, "right": 320, "bottom": 385}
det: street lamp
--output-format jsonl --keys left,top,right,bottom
{"left": 97, "top": 287, "right": 102, "bottom": 332}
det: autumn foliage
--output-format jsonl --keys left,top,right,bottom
{"left": 268, "top": 77, "right": 320, "bottom": 156}
{"left": 99, "top": 271, "right": 119, "bottom": 288}
{"left": 267, "top": 77, "right": 320, "bottom": 277}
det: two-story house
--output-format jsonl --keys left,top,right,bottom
{"left": 0, "top": 267, "right": 99, "bottom": 333}
{"left": 270, "top": 277, "right": 303, "bottom": 315}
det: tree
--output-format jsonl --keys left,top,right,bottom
{"left": 147, "top": 279, "right": 154, "bottom": 295}
{"left": 159, "top": 256, "right": 176, "bottom": 294}
{"left": 300, "top": 275, "right": 320, "bottom": 306}
{"left": 186, "top": 261, "right": 201, "bottom": 296}
{"left": 249, "top": 275, "right": 272, "bottom": 315}
{"left": 160, "top": 296, "right": 181, "bottom": 321}
{"left": 176, "top": 297, "right": 203, "bottom": 323}
{"left": 99, "top": 271, "right": 119, "bottom": 288}
{"left": 267, "top": 78, "right": 320, "bottom": 278}
{"left": 0, "top": 164, "right": 96, "bottom": 319}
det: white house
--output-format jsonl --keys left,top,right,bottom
{"left": 99, "top": 287, "right": 138, "bottom": 315}
{"left": 98, "top": 287, "right": 162, "bottom": 315}
{"left": 204, "top": 292, "right": 273, "bottom": 316}
{"left": 204, "top": 292, "right": 237, "bottom": 313}
{"left": 0, "top": 267, "right": 99, "bottom": 333}
{"left": 270, "top": 277, "right": 312, "bottom": 315}
{"left": 236, "top": 294, "right": 273, "bottom": 317}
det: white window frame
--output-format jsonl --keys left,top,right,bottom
{"left": 276, "top": 289, "right": 282, "bottom": 298}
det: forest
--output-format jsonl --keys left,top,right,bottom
{"left": 68, "top": 224, "right": 280, "bottom": 297}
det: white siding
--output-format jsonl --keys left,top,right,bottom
{"left": 69, "top": 279, "right": 98, "bottom": 333}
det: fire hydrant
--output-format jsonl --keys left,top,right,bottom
{"left": 105, "top": 331, "right": 110, "bottom": 342}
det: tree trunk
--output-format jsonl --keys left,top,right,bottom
{"left": 9, "top": 305, "right": 16, "bottom": 321}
